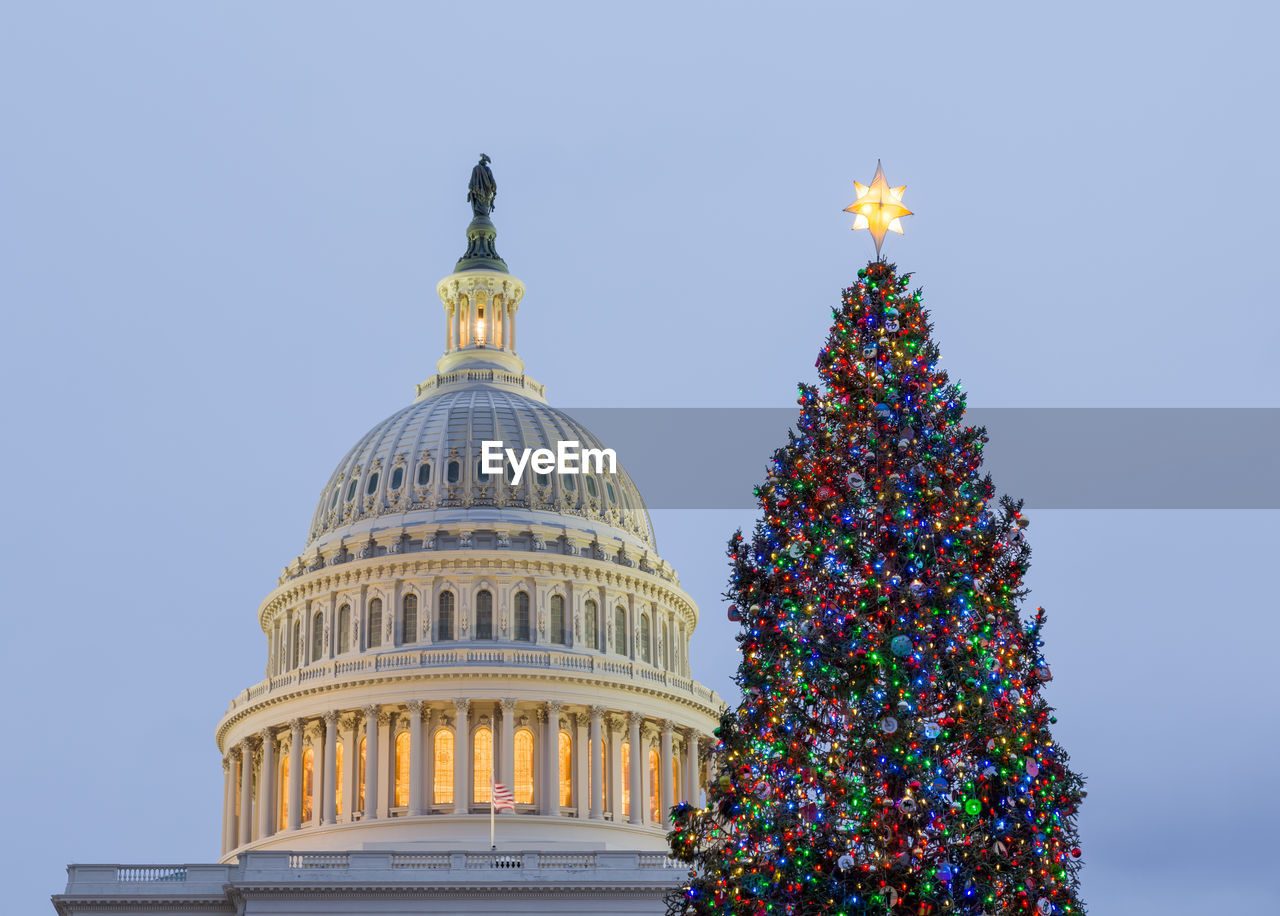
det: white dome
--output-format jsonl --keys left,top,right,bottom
{"left": 305, "top": 380, "right": 656, "bottom": 559}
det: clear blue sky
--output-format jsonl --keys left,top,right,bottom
{"left": 2, "top": 3, "right": 1276, "bottom": 914}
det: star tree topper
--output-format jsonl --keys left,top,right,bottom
{"left": 844, "top": 160, "right": 912, "bottom": 255}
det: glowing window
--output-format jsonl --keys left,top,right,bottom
{"left": 649, "top": 748, "right": 660, "bottom": 822}
{"left": 438, "top": 591, "right": 455, "bottom": 641}
{"left": 335, "top": 740, "right": 344, "bottom": 817}
{"left": 584, "top": 599, "right": 598, "bottom": 650}
{"left": 337, "top": 604, "right": 351, "bottom": 654}
{"left": 311, "top": 611, "right": 324, "bottom": 662}
{"left": 394, "top": 731, "right": 411, "bottom": 807}
{"left": 402, "top": 594, "right": 418, "bottom": 644}
{"left": 367, "top": 598, "right": 383, "bottom": 648}
{"left": 559, "top": 731, "right": 572, "bottom": 807}
{"left": 366, "top": 472, "right": 379, "bottom": 495}
{"left": 433, "top": 729, "right": 454, "bottom": 805}
{"left": 615, "top": 607, "right": 627, "bottom": 656}
{"left": 447, "top": 460, "right": 460, "bottom": 484}
{"left": 417, "top": 462, "right": 431, "bottom": 486}
{"left": 640, "top": 613, "right": 652, "bottom": 664}
{"left": 302, "top": 747, "right": 314, "bottom": 824}
{"left": 390, "top": 466, "right": 404, "bottom": 490}
{"left": 514, "top": 728, "right": 534, "bottom": 805}
{"left": 514, "top": 591, "right": 531, "bottom": 642}
{"left": 473, "top": 727, "right": 493, "bottom": 804}
{"left": 475, "top": 590, "right": 493, "bottom": 640}
{"left": 550, "top": 594, "right": 565, "bottom": 645}
{"left": 278, "top": 755, "right": 289, "bottom": 831}
{"left": 621, "top": 741, "right": 631, "bottom": 816}
{"left": 358, "top": 737, "right": 367, "bottom": 812}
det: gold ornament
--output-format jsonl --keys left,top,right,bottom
{"left": 844, "top": 160, "right": 912, "bottom": 255}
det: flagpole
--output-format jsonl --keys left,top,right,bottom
{"left": 490, "top": 783, "right": 496, "bottom": 850}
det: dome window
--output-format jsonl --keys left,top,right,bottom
{"left": 585, "top": 476, "right": 598, "bottom": 499}
{"left": 614, "top": 606, "right": 627, "bottom": 656}
{"left": 437, "top": 591, "right": 455, "bottom": 642}
{"left": 389, "top": 467, "right": 404, "bottom": 490}
{"left": 447, "top": 460, "right": 461, "bottom": 485}
{"left": 366, "top": 472, "right": 379, "bottom": 496}
{"left": 347, "top": 478, "right": 359, "bottom": 502}
{"left": 535, "top": 472, "right": 550, "bottom": 488}
{"left": 401, "top": 594, "right": 418, "bottom": 644}
{"left": 550, "top": 594, "right": 566, "bottom": 645}
{"left": 367, "top": 598, "right": 383, "bottom": 649}
{"left": 561, "top": 474, "right": 576, "bottom": 492}
{"left": 337, "top": 604, "right": 351, "bottom": 654}
{"left": 584, "top": 599, "right": 598, "bottom": 651}
{"left": 417, "top": 462, "right": 432, "bottom": 486}
{"left": 513, "top": 591, "right": 531, "bottom": 642}
{"left": 330, "top": 485, "right": 341, "bottom": 509}
{"left": 476, "top": 460, "right": 490, "bottom": 484}
{"left": 605, "top": 481, "right": 617, "bottom": 504}
{"left": 475, "top": 589, "right": 494, "bottom": 640}
{"left": 504, "top": 462, "right": 517, "bottom": 485}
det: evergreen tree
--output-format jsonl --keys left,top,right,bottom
{"left": 669, "top": 259, "right": 1086, "bottom": 916}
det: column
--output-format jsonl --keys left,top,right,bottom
{"left": 288, "top": 719, "right": 303, "bottom": 830}
{"left": 453, "top": 699, "right": 471, "bottom": 814}
{"left": 684, "top": 730, "right": 700, "bottom": 805}
{"left": 588, "top": 706, "right": 604, "bottom": 819}
{"left": 258, "top": 728, "right": 275, "bottom": 839}
{"left": 408, "top": 700, "right": 425, "bottom": 816}
{"left": 499, "top": 698, "right": 517, "bottom": 793}
{"left": 542, "top": 701, "right": 562, "bottom": 815}
{"left": 607, "top": 716, "right": 623, "bottom": 821}
{"left": 311, "top": 723, "right": 324, "bottom": 827}
{"left": 321, "top": 712, "right": 338, "bottom": 825}
{"left": 660, "top": 720, "right": 674, "bottom": 823}
{"left": 507, "top": 302, "right": 516, "bottom": 351}
{"left": 446, "top": 303, "right": 455, "bottom": 351}
{"left": 500, "top": 300, "right": 509, "bottom": 350}
{"left": 235, "top": 741, "right": 252, "bottom": 845}
{"left": 627, "top": 713, "right": 643, "bottom": 824}
{"left": 341, "top": 715, "right": 360, "bottom": 822}
{"left": 424, "top": 708, "right": 437, "bottom": 811}
{"left": 221, "top": 757, "right": 234, "bottom": 855}
{"left": 362, "top": 706, "right": 379, "bottom": 821}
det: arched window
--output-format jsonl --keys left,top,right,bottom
{"left": 390, "top": 466, "right": 404, "bottom": 490}
{"left": 475, "top": 590, "right": 493, "bottom": 640}
{"left": 367, "top": 598, "right": 383, "bottom": 649}
{"left": 358, "top": 737, "right": 367, "bottom": 813}
{"left": 514, "top": 591, "right": 531, "bottom": 642}
{"left": 615, "top": 606, "right": 628, "bottom": 656}
{"left": 550, "top": 594, "right": 566, "bottom": 645}
{"left": 311, "top": 611, "right": 324, "bottom": 662}
{"left": 291, "top": 619, "right": 301, "bottom": 668}
{"left": 433, "top": 729, "right": 454, "bottom": 805}
{"left": 558, "top": 730, "right": 572, "bottom": 807}
{"left": 606, "top": 481, "right": 617, "bottom": 504}
{"left": 278, "top": 755, "right": 289, "bottom": 831}
{"left": 673, "top": 751, "right": 682, "bottom": 807}
{"left": 365, "top": 471, "right": 379, "bottom": 495}
{"left": 640, "top": 613, "right": 652, "bottom": 664}
{"left": 584, "top": 599, "right": 598, "bottom": 650}
{"left": 621, "top": 740, "right": 631, "bottom": 817}
{"left": 402, "top": 594, "right": 418, "bottom": 644}
{"left": 335, "top": 740, "right": 345, "bottom": 817}
{"left": 514, "top": 728, "right": 534, "bottom": 805}
{"left": 649, "top": 748, "right": 660, "bottom": 822}
{"left": 302, "top": 747, "right": 314, "bottom": 824}
{"left": 394, "top": 731, "right": 411, "bottom": 807}
{"left": 438, "top": 590, "right": 455, "bottom": 641}
{"left": 417, "top": 462, "right": 431, "bottom": 486}
{"left": 347, "top": 478, "right": 358, "bottom": 502}
{"left": 473, "top": 727, "right": 493, "bottom": 804}
{"left": 446, "top": 460, "right": 461, "bottom": 484}
{"left": 337, "top": 604, "right": 351, "bottom": 654}
{"left": 585, "top": 475, "right": 598, "bottom": 499}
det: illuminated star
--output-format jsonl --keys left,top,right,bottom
{"left": 844, "top": 161, "right": 912, "bottom": 256}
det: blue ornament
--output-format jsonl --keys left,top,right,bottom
{"left": 891, "top": 635, "right": 913, "bottom": 656}
{"left": 931, "top": 777, "right": 949, "bottom": 794}
{"left": 921, "top": 721, "right": 942, "bottom": 739}
{"left": 937, "top": 863, "right": 954, "bottom": 882}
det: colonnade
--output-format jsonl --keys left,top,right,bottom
{"left": 221, "top": 699, "right": 706, "bottom": 856}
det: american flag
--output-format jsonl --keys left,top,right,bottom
{"left": 492, "top": 783, "right": 515, "bottom": 813}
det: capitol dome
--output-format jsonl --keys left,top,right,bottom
{"left": 211, "top": 165, "right": 723, "bottom": 863}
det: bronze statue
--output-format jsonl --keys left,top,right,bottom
{"left": 467, "top": 154, "right": 496, "bottom": 217}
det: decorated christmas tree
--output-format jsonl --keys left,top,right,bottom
{"left": 668, "top": 165, "right": 1086, "bottom": 916}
